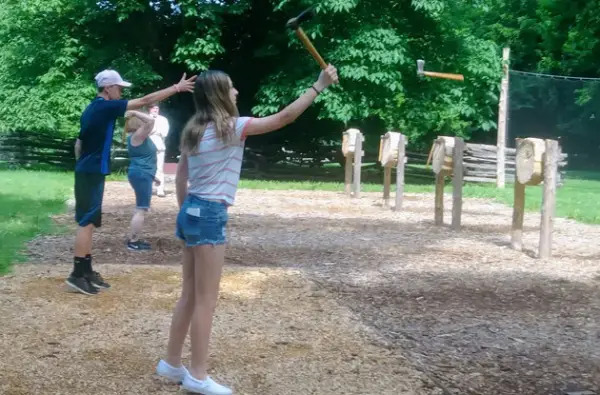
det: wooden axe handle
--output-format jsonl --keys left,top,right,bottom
{"left": 423, "top": 71, "right": 464, "bottom": 81}
{"left": 294, "top": 27, "right": 328, "bottom": 70}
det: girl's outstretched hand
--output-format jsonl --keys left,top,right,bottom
{"left": 315, "top": 65, "right": 339, "bottom": 92}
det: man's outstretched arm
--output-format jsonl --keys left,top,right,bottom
{"left": 127, "top": 73, "right": 196, "bottom": 111}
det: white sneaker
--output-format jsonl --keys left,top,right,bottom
{"left": 156, "top": 359, "right": 188, "bottom": 383}
{"left": 181, "top": 372, "right": 232, "bottom": 395}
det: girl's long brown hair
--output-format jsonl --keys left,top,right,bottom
{"left": 180, "top": 70, "right": 239, "bottom": 154}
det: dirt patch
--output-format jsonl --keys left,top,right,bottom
{"left": 4, "top": 181, "right": 600, "bottom": 394}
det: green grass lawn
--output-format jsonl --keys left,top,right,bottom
{"left": 239, "top": 166, "right": 600, "bottom": 225}
{"left": 455, "top": 171, "right": 600, "bottom": 224}
{"left": 0, "top": 170, "right": 73, "bottom": 274}
{"left": 117, "top": 160, "right": 598, "bottom": 224}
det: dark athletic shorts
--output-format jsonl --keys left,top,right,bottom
{"left": 74, "top": 172, "right": 106, "bottom": 228}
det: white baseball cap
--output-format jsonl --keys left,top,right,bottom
{"left": 94, "top": 69, "right": 132, "bottom": 88}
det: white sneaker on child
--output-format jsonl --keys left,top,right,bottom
{"left": 181, "top": 372, "right": 233, "bottom": 395}
{"left": 156, "top": 359, "right": 189, "bottom": 383}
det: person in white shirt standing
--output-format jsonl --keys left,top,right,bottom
{"left": 148, "top": 103, "right": 170, "bottom": 197}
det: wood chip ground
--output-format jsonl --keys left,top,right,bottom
{"left": 1, "top": 181, "right": 599, "bottom": 394}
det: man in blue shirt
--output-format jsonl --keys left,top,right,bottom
{"left": 67, "top": 69, "right": 195, "bottom": 295}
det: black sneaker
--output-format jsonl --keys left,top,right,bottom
{"left": 137, "top": 239, "right": 151, "bottom": 248}
{"left": 127, "top": 240, "right": 151, "bottom": 251}
{"left": 65, "top": 275, "right": 98, "bottom": 295}
{"left": 85, "top": 271, "right": 111, "bottom": 289}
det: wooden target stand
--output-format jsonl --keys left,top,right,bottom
{"left": 429, "top": 136, "right": 465, "bottom": 229}
{"left": 342, "top": 128, "right": 364, "bottom": 198}
{"left": 378, "top": 132, "right": 407, "bottom": 210}
{"left": 511, "top": 138, "right": 560, "bottom": 259}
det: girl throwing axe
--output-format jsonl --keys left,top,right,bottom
{"left": 156, "top": 64, "right": 338, "bottom": 394}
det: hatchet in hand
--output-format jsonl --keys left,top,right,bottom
{"left": 286, "top": 7, "right": 328, "bottom": 70}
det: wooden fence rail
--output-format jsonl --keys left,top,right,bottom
{"left": 0, "top": 131, "right": 76, "bottom": 169}
{"left": 0, "top": 132, "right": 569, "bottom": 185}
{"left": 463, "top": 143, "right": 568, "bottom": 183}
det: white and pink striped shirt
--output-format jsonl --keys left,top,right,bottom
{"left": 187, "top": 117, "right": 253, "bottom": 206}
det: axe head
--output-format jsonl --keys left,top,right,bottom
{"left": 286, "top": 7, "right": 315, "bottom": 30}
{"left": 416, "top": 59, "right": 425, "bottom": 76}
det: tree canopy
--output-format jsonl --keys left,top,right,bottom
{"left": 0, "top": 0, "right": 598, "bottom": 154}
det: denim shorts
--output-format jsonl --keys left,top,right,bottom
{"left": 175, "top": 195, "right": 229, "bottom": 246}
{"left": 128, "top": 170, "right": 153, "bottom": 210}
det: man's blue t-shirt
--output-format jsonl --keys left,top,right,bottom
{"left": 75, "top": 97, "right": 128, "bottom": 174}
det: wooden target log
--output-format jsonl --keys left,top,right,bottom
{"left": 352, "top": 132, "right": 363, "bottom": 198}
{"left": 432, "top": 136, "right": 454, "bottom": 226}
{"left": 383, "top": 167, "right": 391, "bottom": 206}
{"left": 511, "top": 138, "right": 560, "bottom": 259}
{"left": 431, "top": 136, "right": 455, "bottom": 175}
{"left": 395, "top": 134, "right": 406, "bottom": 211}
{"left": 342, "top": 128, "right": 361, "bottom": 157}
{"left": 511, "top": 181, "right": 525, "bottom": 251}
{"left": 516, "top": 137, "right": 545, "bottom": 186}
{"left": 434, "top": 172, "right": 445, "bottom": 225}
{"left": 379, "top": 131, "right": 402, "bottom": 167}
{"left": 539, "top": 139, "right": 559, "bottom": 259}
{"left": 342, "top": 129, "right": 364, "bottom": 197}
{"left": 451, "top": 137, "right": 464, "bottom": 229}
{"left": 379, "top": 132, "right": 407, "bottom": 208}
{"left": 344, "top": 153, "right": 353, "bottom": 196}
{"left": 380, "top": 131, "right": 399, "bottom": 207}
{"left": 432, "top": 136, "right": 463, "bottom": 227}
{"left": 343, "top": 128, "right": 361, "bottom": 195}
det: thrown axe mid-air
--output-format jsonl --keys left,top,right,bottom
{"left": 417, "top": 59, "right": 465, "bottom": 81}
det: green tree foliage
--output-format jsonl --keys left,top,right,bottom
{"left": 250, "top": 0, "right": 501, "bottom": 149}
{"left": 0, "top": 0, "right": 186, "bottom": 136}
{"left": 1, "top": 0, "right": 599, "bottom": 153}
{"left": 485, "top": 0, "right": 600, "bottom": 163}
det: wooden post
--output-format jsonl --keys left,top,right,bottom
{"left": 511, "top": 182, "right": 525, "bottom": 251}
{"left": 352, "top": 133, "right": 363, "bottom": 198}
{"left": 394, "top": 134, "right": 405, "bottom": 211}
{"left": 451, "top": 137, "right": 464, "bottom": 229}
{"left": 344, "top": 154, "right": 353, "bottom": 196}
{"left": 383, "top": 166, "right": 391, "bottom": 206}
{"left": 426, "top": 140, "right": 435, "bottom": 168}
{"left": 539, "top": 139, "right": 559, "bottom": 259}
{"left": 434, "top": 172, "right": 445, "bottom": 225}
{"left": 497, "top": 47, "right": 510, "bottom": 188}
{"left": 557, "top": 142, "right": 564, "bottom": 187}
